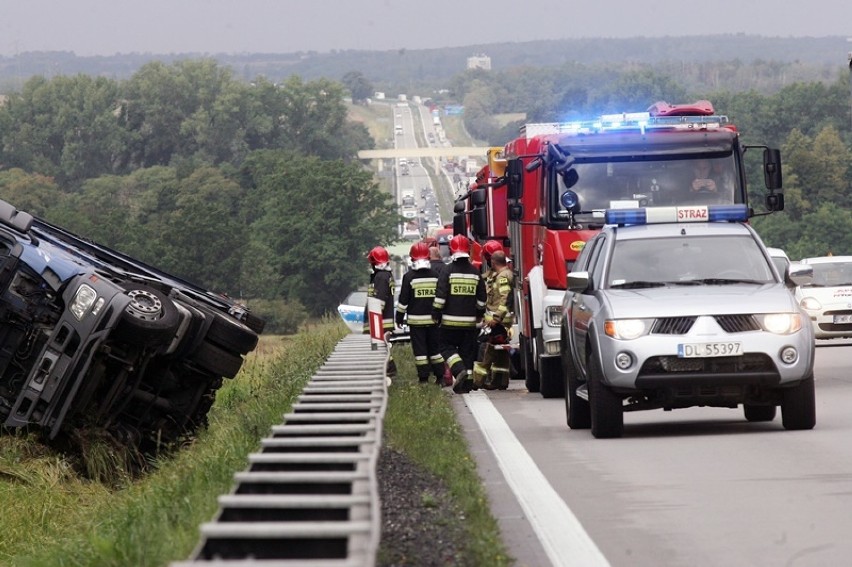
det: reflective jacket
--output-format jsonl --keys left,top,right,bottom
{"left": 432, "top": 258, "right": 485, "bottom": 329}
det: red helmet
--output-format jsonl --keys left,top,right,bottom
{"left": 449, "top": 234, "right": 471, "bottom": 256}
{"left": 409, "top": 241, "right": 430, "bottom": 261}
{"left": 367, "top": 246, "right": 389, "bottom": 266}
{"left": 482, "top": 240, "right": 503, "bottom": 258}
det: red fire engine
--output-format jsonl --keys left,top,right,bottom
{"left": 459, "top": 101, "right": 785, "bottom": 397}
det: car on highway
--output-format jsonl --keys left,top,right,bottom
{"left": 560, "top": 204, "right": 815, "bottom": 438}
{"left": 0, "top": 199, "right": 263, "bottom": 451}
{"left": 795, "top": 255, "right": 852, "bottom": 339}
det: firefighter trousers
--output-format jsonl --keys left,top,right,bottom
{"left": 409, "top": 325, "right": 445, "bottom": 382}
{"left": 438, "top": 327, "right": 479, "bottom": 381}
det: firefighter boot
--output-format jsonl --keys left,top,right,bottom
{"left": 472, "top": 362, "right": 489, "bottom": 390}
{"left": 493, "top": 350, "right": 512, "bottom": 390}
{"left": 452, "top": 370, "right": 473, "bottom": 394}
{"left": 431, "top": 362, "right": 447, "bottom": 386}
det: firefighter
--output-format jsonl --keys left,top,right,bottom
{"left": 432, "top": 235, "right": 486, "bottom": 394}
{"left": 473, "top": 250, "right": 514, "bottom": 390}
{"left": 396, "top": 242, "right": 445, "bottom": 384}
{"left": 473, "top": 240, "right": 503, "bottom": 385}
{"left": 365, "top": 245, "right": 397, "bottom": 376}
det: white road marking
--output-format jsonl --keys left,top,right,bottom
{"left": 465, "top": 391, "right": 610, "bottom": 567}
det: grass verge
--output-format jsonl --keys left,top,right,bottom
{"left": 0, "top": 321, "right": 346, "bottom": 567}
{"left": 0, "top": 322, "right": 509, "bottom": 566}
{"left": 384, "top": 345, "right": 512, "bottom": 566}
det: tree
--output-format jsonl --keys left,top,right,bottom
{"left": 0, "top": 168, "right": 62, "bottom": 217}
{"left": 243, "top": 151, "right": 398, "bottom": 314}
{"left": 341, "top": 71, "right": 374, "bottom": 104}
{"left": 0, "top": 75, "right": 127, "bottom": 185}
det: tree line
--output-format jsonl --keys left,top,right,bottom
{"left": 0, "top": 60, "right": 400, "bottom": 331}
{"left": 452, "top": 65, "right": 852, "bottom": 258}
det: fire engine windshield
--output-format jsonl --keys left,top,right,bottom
{"left": 553, "top": 154, "right": 741, "bottom": 224}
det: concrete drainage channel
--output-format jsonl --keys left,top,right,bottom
{"left": 173, "top": 333, "right": 388, "bottom": 566}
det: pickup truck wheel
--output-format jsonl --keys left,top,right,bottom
{"left": 743, "top": 404, "right": 776, "bottom": 422}
{"left": 205, "top": 313, "right": 259, "bottom": 355}
{"left": 781, "top": 374, "right": 816, "bottom": 430}
{"left": 589, "top": 355, "right": 623, "bottom": 439}
{"left": 191, "top": 341, "right": 244, "bottom": 379}
{"left": 115, "top": 285, "right": 180, "bottom": 344}
{"left": 562, "top": 332, "right": 590, "bottom": 429}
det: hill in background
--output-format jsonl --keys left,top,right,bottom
{"left": 1, "top": 35, "right": 849, "bottom": 93}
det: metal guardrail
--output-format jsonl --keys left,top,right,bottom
{"left": 173, "top": 333, "right": 388, "bottom": 566}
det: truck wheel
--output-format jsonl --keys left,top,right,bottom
{"left": 781, "top": 374, "right": 816, "bottom": 430}
{"left": 521, "top": 334, "right": 540, "bottom": 393}
{"left": 539, "top": 356, "right": 565, "bottom": 399}
{"left": 589, "top": 355, "right": 623, "bottom": 439}
{"left": 743, "top": 404, "right": 776, "bottom": 422}
{"left": 205, "top": 312, "right": 259, "bottom": 355}
{"left": 115, "top": 285, "right": 180, "bottom": 345}
{"left": 562, "top": 332, "right": 590, "bottom": 429}
{"left": 191, "top": 341, "right": 244, "bottom": 379}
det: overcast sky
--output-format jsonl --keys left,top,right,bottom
{"left": 2, "top": 0, "right": 851, "bottom": 57}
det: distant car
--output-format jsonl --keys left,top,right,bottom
{"left": 795, "top": 255, "right": 852, "bottom": 339}
{"left": 0, "top": 199, "right": 263, "bottom": 450}
{"left": 560, "top": 205, "right": 815, "bottom": 438}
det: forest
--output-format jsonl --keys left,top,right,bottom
{"left": 0, "top": 42, "right": 850, "bottom": 329}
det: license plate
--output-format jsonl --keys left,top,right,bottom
{"left": 678, "top": 342, "right": 743, "bottom": 358}
{"left": 833, "top": 314, "right": 852, "bottom": 324}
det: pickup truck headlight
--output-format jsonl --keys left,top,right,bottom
{"left": 757, "top": 313, "right": 802, "bottom": 335}
{"left": 70, "top": 284, "right": 98, "bottom": 321}
{"left": 604, "top": 319, "right": 652, "bottom": 340}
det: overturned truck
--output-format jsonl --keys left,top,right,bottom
{"left": 0, "top": 199, "right": 264, "bottom": 449}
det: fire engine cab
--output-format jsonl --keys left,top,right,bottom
{"left": 460, "top": 101, "right": 785, "bottom": 398}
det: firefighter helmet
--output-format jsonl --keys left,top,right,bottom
{"left": 482, "top": 240, "right": 503, "bottom": 258}
{"left": 367, "top": 246, "right": 390, "bottom": 266}
{"left": 409, "top": 242, "right": 430, "bottom": 261}
{"left": 449, "top": 234, "right": 471, "bottom": 258}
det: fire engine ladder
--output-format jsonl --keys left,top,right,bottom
{"left": 173, "top": 333, "right": 387, "bottom": 566}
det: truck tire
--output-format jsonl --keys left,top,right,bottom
{"left": 539, "top": 356, "right": 565, "bottom": 399}
{"left": 743, "top": 404, "right": 776, "bottom": 422}
{"left": 115, "top": 284, "right": 180, "bottom": 345}
{"left": 191, "top": 341, "right": 244, "bottom": 379}
{"left": 781, "top": 374, "right": 816, "bottom": 430}
{"left": 589, "top": 355, "right": 623, "bottom": 439}
{"left": 521, "top": 334, "right": 540, "bottom": 393}
{"left": 205, "top": 312, "right": 259, "bottom": 355}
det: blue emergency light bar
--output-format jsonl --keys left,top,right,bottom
{"left": 604, "top": 204, "right": 750, "bottom": 226}
{"left": 523, "top": 112, "right": 729, "bottom": 138}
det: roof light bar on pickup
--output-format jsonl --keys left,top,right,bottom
{"left": 604, "top": 204, "right": 750, "bottom": 226}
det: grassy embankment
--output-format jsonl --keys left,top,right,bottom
{"left": 0, "top": 322, "right": 509, "bottom": 566}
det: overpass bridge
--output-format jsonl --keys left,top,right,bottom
{"left": 356, "top": 147, "right": 489, "bottom": 160}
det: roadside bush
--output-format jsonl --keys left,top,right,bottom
{"left": 248, "top": 298, "right": 309, "bottom": 334}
